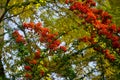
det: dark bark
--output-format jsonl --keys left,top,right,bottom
{"left": 0, "top": 0, "right": 10, "bottom": 79}
{"left": 0, "top": 26, "right": 6, "bottom": 79}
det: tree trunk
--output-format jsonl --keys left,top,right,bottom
{"left": 0, "top": 3, "right": 6, "bottom": 79}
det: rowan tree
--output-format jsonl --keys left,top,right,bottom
{"left": 0, "top": 0, "right": 120, "bottom": 80}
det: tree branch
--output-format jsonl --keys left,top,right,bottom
{"left": 0, "top": 0, "right": 10, "bottom": 23}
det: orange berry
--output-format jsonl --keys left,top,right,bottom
{"left": 24, "top": 65, "right": 31, "bottom": 70}
{"left": 29, "top": 59, "right": 37, "bottom": 65}
{"left": 25, "top": 73, "right": 32, "bottom": 78}
{"left": 60, "top": 46, "right": 67, "bottom": 52}
{"left": 40, "top": 70, "right": 44, "bottom": 76}
{"left": 34, "top": 49, "right": 41, "bottom": 59}
{"left": 65, "top": 0, "right": 69, "bottom": 4}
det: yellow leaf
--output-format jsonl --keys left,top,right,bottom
{"left": 45, "top": 77, "right": 51, "bottom": 80}
{"left": 105, "top": 68, "right": 114, "bottom": 76}
{"left": 40, "top": 61, "right": 44, "bottom": 65}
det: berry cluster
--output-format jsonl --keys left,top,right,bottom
{"left": 12, "top": 22, "right": 68, "bottom": 79}
{"left": 12, "top": 30, "right": 26, "bottom": 44}
{"left": 23, "top": 22, "right": 67, "bottom": 52}
{"left": 24, "top": 49, "right": 44, "bottom": 79}
{"left": 66, "top": 0, "right": 120, "bottom": 61}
